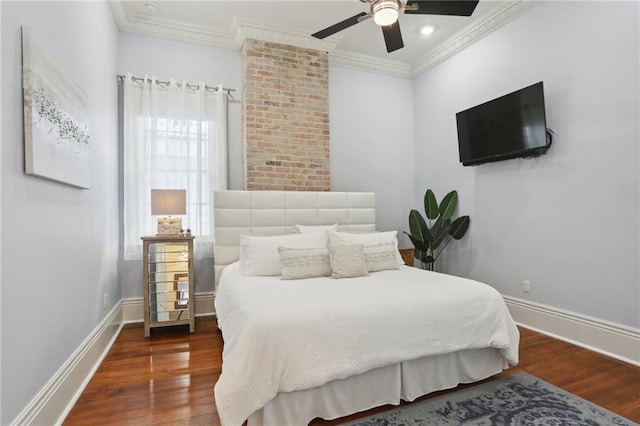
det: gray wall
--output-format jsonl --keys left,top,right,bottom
{"left": 329, "top": 66, "right": 415, "bottom": 245}
{"left": 0, "top": 1, "right": 119, "bottom": 423}
{"left": 412, "top": 1, "right": 639, "bottom": 328}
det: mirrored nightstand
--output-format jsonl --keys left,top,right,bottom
{"left": 141, "top": 235, "right": 195, "bottom": 337}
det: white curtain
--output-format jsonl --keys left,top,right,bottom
{"left": 122, "top": 73, "right": 228, "bottom": 260}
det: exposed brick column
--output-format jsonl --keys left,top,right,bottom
{"left": 242, "top": 39, "right": 330, "bottom": 191}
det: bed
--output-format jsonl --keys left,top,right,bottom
{"left": 213, "top": 190, "right": 519, "bottom": 426}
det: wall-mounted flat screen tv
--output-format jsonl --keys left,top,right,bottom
{"left": 456, "top": 81, "right": 550, "bottom": 166}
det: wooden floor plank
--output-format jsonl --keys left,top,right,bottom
{"left": 63, "top": 317, "right": 640, "bottom": 425}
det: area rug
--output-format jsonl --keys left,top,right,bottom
{"left": 343, "top": 372, "right": 637, "bottom": 426}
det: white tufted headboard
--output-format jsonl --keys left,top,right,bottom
{"left": 213, "top": 190, "right": 376, "bottom": 286}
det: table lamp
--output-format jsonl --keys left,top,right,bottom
{"left": 151, "top": 189, "right": 186, "bottom": 235}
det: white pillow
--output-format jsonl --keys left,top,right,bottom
{"left": 239, "top": 232, "right": 327, "bottom": 276}
{"left": 327, "top": 230, "right": 404, "bottom": 267}
{"left": 278, "top": 247, "right": 331, "bottom": 280}
{"left": 328, "top": 244, "right": 369, "bottom": 279}
{"left": 293, "top": 223, "right": 338, "bottom": 234}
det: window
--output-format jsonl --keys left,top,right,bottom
{"left": 121, "top": 74, "right": 227, "bottom": 260}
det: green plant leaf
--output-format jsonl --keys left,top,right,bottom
{"left": 405, "top": 232, "right": 429, "bottom": 252}
{"left": 424, "top": 189, "right": 439, "bottom": 220}
{"left": 408, "top": 209, "right": 429, "bottom": 242}
{"left": 432, "top": 233, "right": 449, "bottom": 251}
{"left": 430, "top": 217, "right": 451, "bottom": 249}
{"left": 450, "top": 215, "right": 470, "bottom": 240}
{"left": 439, "top": 191, "right": 458, "bottom": 220}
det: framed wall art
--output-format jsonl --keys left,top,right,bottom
{"left": 21, "top": 26, "right": 90, "bottom": 189}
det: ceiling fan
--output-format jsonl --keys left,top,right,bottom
{"left": 311, "top": 0, "right": 480, "bottom": 53}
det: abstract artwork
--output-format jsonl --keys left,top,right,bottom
{"left": 22, "top": 26, "right": 90, "bottom": 189}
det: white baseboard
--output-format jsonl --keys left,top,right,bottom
{"left": 122, "top": 291, "right": 216, "bottom": 323}
{"left": 504, "top": 296, "right": 640, "bottom": 366}
{"left": 11, "top": 303, "right": 124, "bottom": 426}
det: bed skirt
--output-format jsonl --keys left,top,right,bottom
{"left": 247, "top": 347, "right": 508, "bottom": 426}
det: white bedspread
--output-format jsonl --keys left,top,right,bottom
{"left": 214, "top": 263, "right": 519, "bottom": 426}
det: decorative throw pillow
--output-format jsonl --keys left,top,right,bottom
{"left": 290, "top": 224, "right": 338, "bottom": 234}
{"left": 328, "top": 244, "right": 369, "bottom": 279}
{"left": 363, "top": 242, "right": 401, "bottom": 272}
{"left": 239, "top": 232, "right": 327, "bottom": 276}
{"left": 327, "top": 231, "right": 405, "bottom": 268}
{"left": 278, "top": 247, "right": 331, "bottom": 280}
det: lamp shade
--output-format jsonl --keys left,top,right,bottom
{"left": 151, "top": 189, "right": 186, "bottom": 215}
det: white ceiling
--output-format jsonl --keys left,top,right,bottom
{"left": 110, "top": 0, "right": 540, "bottom": 78}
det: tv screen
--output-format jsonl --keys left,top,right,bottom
{"left": 456, "top": 82, "right": 549, "bottom": 166}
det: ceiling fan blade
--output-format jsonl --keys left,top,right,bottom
{"left": 382, "top": 21, "right": 404, "bottom": 53}
{"left": 404, "top": 0, "right": 479, "bottom": 16}
{"left": 312, "top": 12, "right": 369, "bottom": 39}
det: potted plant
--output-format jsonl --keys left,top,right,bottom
{"left": 404, "top": 189, "right": 470, "bottom": 271}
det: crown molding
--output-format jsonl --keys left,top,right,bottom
{"left": 330, "top": 51, "right": 413, "bottom": 79}
{"left": 411, "top": 0, "right": 542, "bottom": 77}
{"left": 109, "top": 0, "right": 237, "bottom": 49}
{"left": 233, "top": 19, "right": 340, "bottom": 53}
{"left": 109, "top": 0, "right": 539, "bottom": 79}
{"left": 108, "top": 0, "right": 127, "bottom": 31}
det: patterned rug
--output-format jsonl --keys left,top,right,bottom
{"left": 343, "top": 372, "right": 637, "bottom": 426}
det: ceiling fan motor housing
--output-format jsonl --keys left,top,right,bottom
{"left": 372, "top": 0, "right": 402, "bottom": 26}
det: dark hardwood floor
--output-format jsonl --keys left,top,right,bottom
{"left": 64, "top": 316, "right": 640, "bottom": 425}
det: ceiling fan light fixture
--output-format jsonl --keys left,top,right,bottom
{"left": 372, "top": 0, "right": 400, "bottom": 26}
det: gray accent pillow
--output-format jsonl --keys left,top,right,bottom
{"left": 327, "top": 230, "right": 404, "bottom": 267}
{"left": 278, "top": 247, "right": 331, "bottom": 280}
{"left": 363, "top": 242, "right": 401, "bottom": 272}
{"left": 329, "top": 244, "right": 369, "bottom": 279}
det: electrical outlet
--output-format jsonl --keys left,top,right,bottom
{"left": 522, "top": 280, "right": 531, "bottom": 293}
{"left": 103, "top": 293, "right": 109, "bottom": 309}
